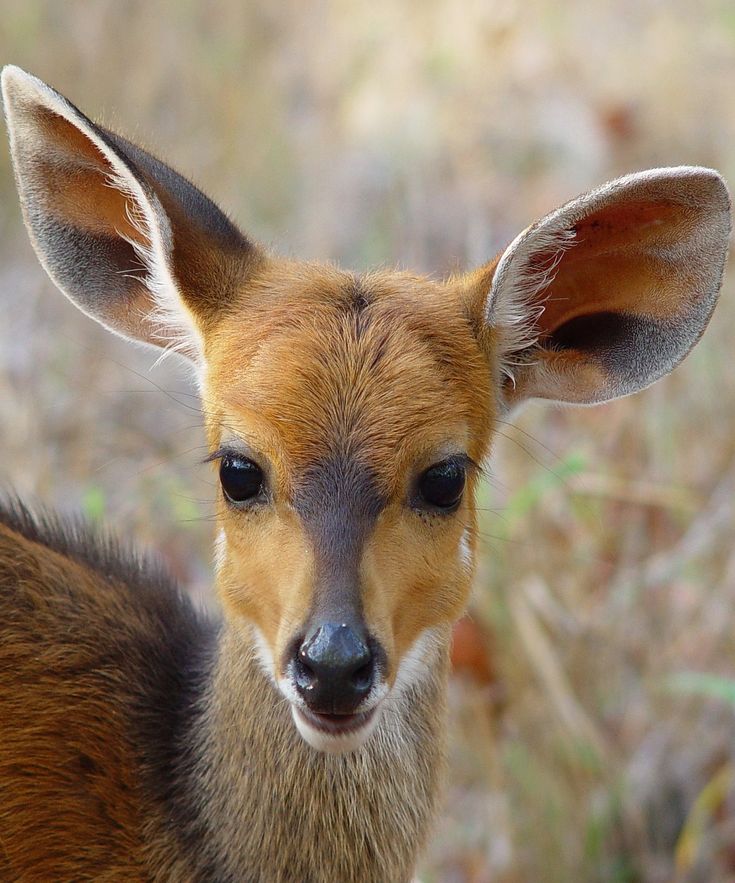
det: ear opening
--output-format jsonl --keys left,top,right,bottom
{"left": 2, "top": 65, "right": 260, "bottom": 362}
{"left": 484, "top": 167, "right": 731, "bottom": 408}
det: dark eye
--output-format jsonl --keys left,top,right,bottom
{"left": 219, "top": 456, "right": 265, "bottom": 504}
{"left": 417, "top": 461, "right": 466, "bottom": 510}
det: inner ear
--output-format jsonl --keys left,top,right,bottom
{"left": 535, "top": 198, "right": 697, "bottom": 346}
{"left": 550, "top": 312, "right": 635, "bottom": 352}
{"left": 31, "top": 106, "right": 146, "bottom": 248}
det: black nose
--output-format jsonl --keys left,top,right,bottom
{"left": 293, "top": 623, "right": 375, "bottom": 714}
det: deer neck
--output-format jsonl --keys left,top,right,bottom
{"left": 184, "top": 618, "right": 449, "bottom": 883}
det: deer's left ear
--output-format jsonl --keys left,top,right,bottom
{"left": 476, "top": 167, "right": 730, "bottom": 408}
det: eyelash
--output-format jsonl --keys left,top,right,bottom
{"left": 203, "top": 447, "right": 240, "bottom": 465}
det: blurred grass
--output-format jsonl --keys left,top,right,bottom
{"left": 2, "top": 2, "right": 735, "bottom": 880}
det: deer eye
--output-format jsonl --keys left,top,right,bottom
{"left": 219, "top": 456, "right": 265, "bottom": 505}
{"left": 417, "top": 460, "right": 466, "bottom": 511}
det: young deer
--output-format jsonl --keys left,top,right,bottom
{"left": 0, "top": 66, "right": 730, "bottom": 882}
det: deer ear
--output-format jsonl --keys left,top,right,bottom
{"left": 2, "top": 65, "right": 262, "bottom": 361}
{"left": 483, "top": 167, "right": 731, "bottom": 408}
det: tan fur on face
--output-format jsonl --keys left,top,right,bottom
{"left": 204, "top": 260, "right": 494, "bottom": 677}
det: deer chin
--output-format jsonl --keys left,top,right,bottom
{"left": 292, "top": 704, "right": 383, "bottom": 753}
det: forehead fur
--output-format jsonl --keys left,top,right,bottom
{"left": 204, "top": 261, "right": 494, "bottom": 485}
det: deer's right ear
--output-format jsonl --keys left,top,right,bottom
{"left": 2, "top": 66, "right": 263, "bottom": 362}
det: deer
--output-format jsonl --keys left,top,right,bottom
{"left": 0, "top": 64, "right": 730, "bottom": 882}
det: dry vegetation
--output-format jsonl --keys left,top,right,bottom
{"left": 2, "top": 2, "right": 735, "bottom": 880}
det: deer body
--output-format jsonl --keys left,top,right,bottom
{"left": 0, "top": 504, "right": 444, "bottom": 881}
{"left": 0, "top": 66, "right": 730, "bottom": 881}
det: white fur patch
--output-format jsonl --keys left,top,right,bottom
{"left": 458, "top": 527, "right": 473, "bottom": 574}
{"left": 250, "top": 625, "right": 278, "bottom": 687}
{"left": 391, "top": 628, "right": 442, "bottom": 699}
{"left": 277, "top": 674, "right": 302, "bottom": 707}
{"left": 213, "top": 528, "right": 227, "bottom": 577}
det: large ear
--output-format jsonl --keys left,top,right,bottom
{"left": 1, "top": 66, "right": 262, "bottom": 361}
{"left": 480, "top": 167, "right": 731, "bottom": 408}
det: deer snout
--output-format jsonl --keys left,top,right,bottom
{"left": 293, "top": 623, "right": 377, "bottom": 714}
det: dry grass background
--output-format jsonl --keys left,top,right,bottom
{"left": 2, "top": 2, "right": 735, "bottom": 880}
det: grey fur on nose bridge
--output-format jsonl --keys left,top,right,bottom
{"left": 294, "top": 455, "right": 385, "bottom": 626}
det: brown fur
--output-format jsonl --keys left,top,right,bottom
{"left": 0, "top": 503, "right": 446, "bottom": 881}
{"left": 0, "top": 506, "right": 201, "bottom": 880}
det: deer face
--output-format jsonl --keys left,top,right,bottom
{"left": 203, "top": 264, "right": 493, "bottom": 749}
{"left": 3, "top": 65, "right": 729, "bottom": 752}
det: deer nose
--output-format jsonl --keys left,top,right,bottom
{"left": 293, "top": 623, "right": 375, "bottom": 714}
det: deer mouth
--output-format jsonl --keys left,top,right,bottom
{"left": 292, "top": 703, "right": 382, "bottom": 753}
{"left": 298, "top": 706, "right": 376, "bottom": 735}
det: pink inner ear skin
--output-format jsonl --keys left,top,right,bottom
{"left": 532, "top": 199, "right": 708, "bottom": 339}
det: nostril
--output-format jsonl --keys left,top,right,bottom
{"left": 350, "top": 658, "right": 374, "bottom": 693}
{"left": 294, "top": 651, "right": 317, "bottom": 692}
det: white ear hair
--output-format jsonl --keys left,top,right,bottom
{"left": 486, "top": 219, "right": 575, "bottom": 382}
